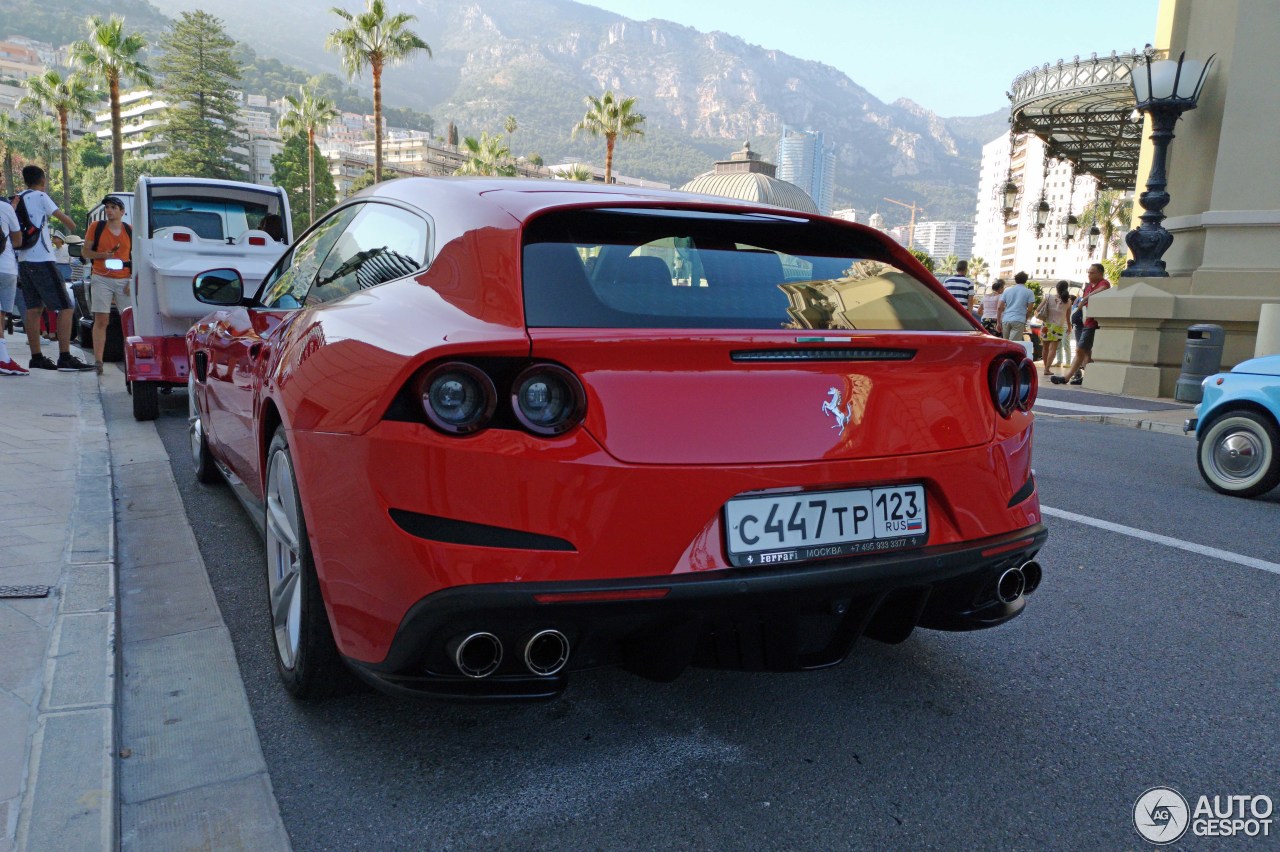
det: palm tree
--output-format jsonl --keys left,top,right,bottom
{"left": 0, "top": 114, "right": 21, "bottom": 194}
{"left": 21, "top": 115, "right": 61, "bottom": 175}
{"left": 278, "top": 86, "right": 340, "bottom": 225}
{"left": 327, "top": 0, "right": 430, "bottom": 183}
{"left": 71, "top": 15, "right": 153, "bottom": 192}
{"left": 20, "top": 70, "right": 95, "bottom": 210}
{"left": 455, "top": 133, "right": 516, "bottom": 177}
{"left": 572, "top": 91, "right": 645, "bottom": 185}
{"left": 968, "top": 256, "right": 988, "bottom": 284}
{"left": 1077, "top": 188, "right": 1134, "bottom": 258}
{"left": 559, "top": 164, "right": 594, "bottom": 182}
{"left": 503, "top": 114, "right": 517, "bottom": 153}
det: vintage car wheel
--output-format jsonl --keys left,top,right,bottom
{"left": 187, "top": 377, "right": 221, "bottom": 485}
{"left": 132, "top": 381, "right": 159, "bottom": 421}
{"left": 1197, "top": 410, "right": 1280, "bottom": 498}
{"left": 264, "top": 428, "right": 352, "bottom": 697}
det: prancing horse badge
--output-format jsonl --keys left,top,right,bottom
{"left": 821, "top": 387, "right": 852, "bottom": 435}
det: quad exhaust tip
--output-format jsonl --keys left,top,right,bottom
{"left": 1020, "top": 560, "right": 1042, "bottom": 595}
{"left": 996, "top": 567, "right": 1026, "bottom": 605}
{"left": 450, "top": 632, "right": 503, "bottom": 678}
{"left": 523, "top": 629, "right": 570, "bottom": 677}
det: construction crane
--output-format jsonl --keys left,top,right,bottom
{"left": 882, "top": 197, "right": 925, "bottom": 249}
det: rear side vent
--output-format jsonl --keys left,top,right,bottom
{"left": 731, "top": 348, "right": 917, "bottom": 363}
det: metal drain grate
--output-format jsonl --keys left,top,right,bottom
{"left": 0, "top": 585, "right": 52, "bottom": 599}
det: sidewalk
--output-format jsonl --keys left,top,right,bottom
{"left": 1, "top": 336, "right": 114, "bottom": 852}
{"left": 1, "top": 333, "right": 288, "bottom": 851}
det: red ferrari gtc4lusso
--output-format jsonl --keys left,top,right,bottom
{"left": 185, "top": 178, "right": 1046, "bottom": 699}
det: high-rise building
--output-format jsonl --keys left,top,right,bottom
{"left": 775, "top": 127, "right": 835, "bottom": 215}
{"left": 913, "top": 221, "right": 975, "bottom": 266}
{"left": 973, "top": 132, "right": 1101, "bottom": 285}
{"left": 831, "top": 208, "right": 868, "bottom": 224}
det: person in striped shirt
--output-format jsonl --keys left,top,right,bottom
{"left": 941, "top": 260, "right": 975, "bottom": 312}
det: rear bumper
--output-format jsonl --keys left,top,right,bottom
{"left": 347, "top": 523, "right": 1047, "bottom": 700}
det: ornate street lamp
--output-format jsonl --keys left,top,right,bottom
{"left": 1033, "top": 197, "right": 1051, "bottom": 237}
{"left": 1063, "top": 214, "right": 1080, "bottom": 244}
{"left": 1087, "top": 224, "right": 1102, "bottom": 254}
{"left": 1001, "top": 179, "right": 1020, "bottom": 222}
{"left": 1122, "top": 51, "right": 1215, "bottom": 277}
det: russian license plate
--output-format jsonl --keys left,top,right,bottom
{"left": 723, "top": 484, "right": 928, "bottom": 568}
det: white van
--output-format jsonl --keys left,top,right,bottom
{"left": 115, "top": 177, "right": 291, "bottom": 420}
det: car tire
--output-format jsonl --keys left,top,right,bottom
{"left": 264, "top": 428, "right": 355, "bottom": 698}
{"left": 188, "top": 377, "right": 221, "bottom": 485}
{"left": 132, "top": 381, "right": 159, "bottom": 421}
{"left": 1197, "top": 410, "right": 1280, "bottom": 498}
{"left": 78, "top": 317, "right": 93, "bottom": 351}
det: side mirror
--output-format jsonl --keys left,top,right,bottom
{"left": 193, "top": 268, "right": 244, "bottom": 306}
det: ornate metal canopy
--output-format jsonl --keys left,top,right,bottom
{"left": 1008, "top": 50, "right": 1158, "bottom": 191}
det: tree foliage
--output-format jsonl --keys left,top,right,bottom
{"left": 572, "top": 90, "right": 645, "bottom": 185}
{"left": 1077, "top": 189, "right": 1134, "bottom": 258}
{"left": 21, "top": 70, "right": 95, "bottom": 210}
{"left": 908, "top": 247, "right": 935, "bottom": 273}
{"left": 71, "top": 15, "right": 154, "bottom": 191}
{"left": 455, "top": 133, "right": 515, "bottom": 177}
{"left": 156, "top": 11, "right": 244, "bottom": 180}
{"left": 279, "top": 87, "right": 340, "bottom": 225}
{"left": 328, "top": 0, "right": 431, "bottom": 181}
{"left": 272, "top": 133, "right": 337, "bottom": 236}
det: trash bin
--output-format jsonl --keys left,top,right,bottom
{"left": 1174, "top": 323, "right": 1226, "bottom": 403}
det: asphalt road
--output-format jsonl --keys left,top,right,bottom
{"left": 152, "top": 397, "right": 1280, "bottom": 851}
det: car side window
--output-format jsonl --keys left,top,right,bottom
{"left": 305, "top": 203, "right": 428, "bottom": 306}
{"left": 260, "top": 207, "right": 359, "bottom": 309}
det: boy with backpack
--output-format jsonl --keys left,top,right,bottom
{"left": 14, "top": 165, "right": 92, "bottom": 371}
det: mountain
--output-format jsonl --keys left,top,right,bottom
{"left": 26, "top": 0, "right": 1006, "bottom": 221}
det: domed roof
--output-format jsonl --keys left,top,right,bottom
{"left": 679, "top": 170, "right": 820, "bottom": 214}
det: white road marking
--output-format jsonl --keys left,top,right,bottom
{"left": 1041, "top": 505, "right": 1280, "bottom": 576}
{"left": 1034, "top": 399, "right": 1146, "bottom": 414}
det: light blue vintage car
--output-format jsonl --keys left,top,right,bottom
{"left": 1186, "top": 354, "right": 1280, "bottom": 498}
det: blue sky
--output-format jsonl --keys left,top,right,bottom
{"left": 581, "top": 0, "right": 1160, "bottom": 116}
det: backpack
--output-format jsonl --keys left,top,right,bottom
{"left": 90, "top": 219, "right": 133, "bottom": 269}
{"left": 12, "top": 191, "right": 44, "bottom": 251}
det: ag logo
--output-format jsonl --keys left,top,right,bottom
{"left": 1134, "top": 787, "right": 1189, "bottom": 844}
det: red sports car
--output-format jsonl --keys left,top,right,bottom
{"left": 185, "top": 178, "right": 1045, "bottom": 700}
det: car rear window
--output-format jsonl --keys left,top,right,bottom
{"left": 150, "top": 196, "right": 275, "bottom": 241}
{"left": 521, "top": 208, "right": 973, "bottom": 331}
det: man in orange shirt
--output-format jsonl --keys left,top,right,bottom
{"left": 80, "top": 196, "right": 132, "bottom": 375}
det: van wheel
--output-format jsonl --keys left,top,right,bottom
{"left": 132, "top": 381, "right": 159, "bottom": 421}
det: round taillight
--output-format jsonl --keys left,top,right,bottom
{"left": 1016, "top": 358, "right": 1037, "bottom": 412}
{"left": 420, "top": 362, "right": 496, "bottom": 434}
{"left": 512, "top": 364, "right": 585, "bottom": 436}
{"left": 989, "top": 357, "right": 1018, "bottom": 418}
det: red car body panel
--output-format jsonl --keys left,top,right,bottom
{"left": 122, "top": 306, "right": 190, "bottom": 385}
{"left": 186, "top": 178, "right": 1044, "bottom": 690}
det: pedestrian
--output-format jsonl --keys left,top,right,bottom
{"left": 14, "top": 166, "right": 92, "bottom": 371}
{"left": 1034, "top": 280, "right": 1072, "bottom": 377}
{"left": 0, "top": 193, "right": 27, "bottom": 375}
{"left": 52, "top": 231, "right": 72, "bottom": 282}
{"left": 1058, "top": 290, "right": 1077, "bottom": 366}
{"left": 941, "top": 259, "right": 976, "bottom": 313}
{"left": 81, "top": 196, "right": 133, "bottom": 375}
{"left": 1052, "top": 263, "right": 1111, "bottom": 385}
{"left": 980, "top": 279, "right": 1004, "bottom": 335}
{"left": 999, "top": 271, "right": 1035, "bottom": 347}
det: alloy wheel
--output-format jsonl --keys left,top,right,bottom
{"left": 266, "top": 449, "right": 303, "bottom": 670}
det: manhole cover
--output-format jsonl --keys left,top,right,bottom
{"left": 0, "top": 585, "right": 52, "bottom": 599}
